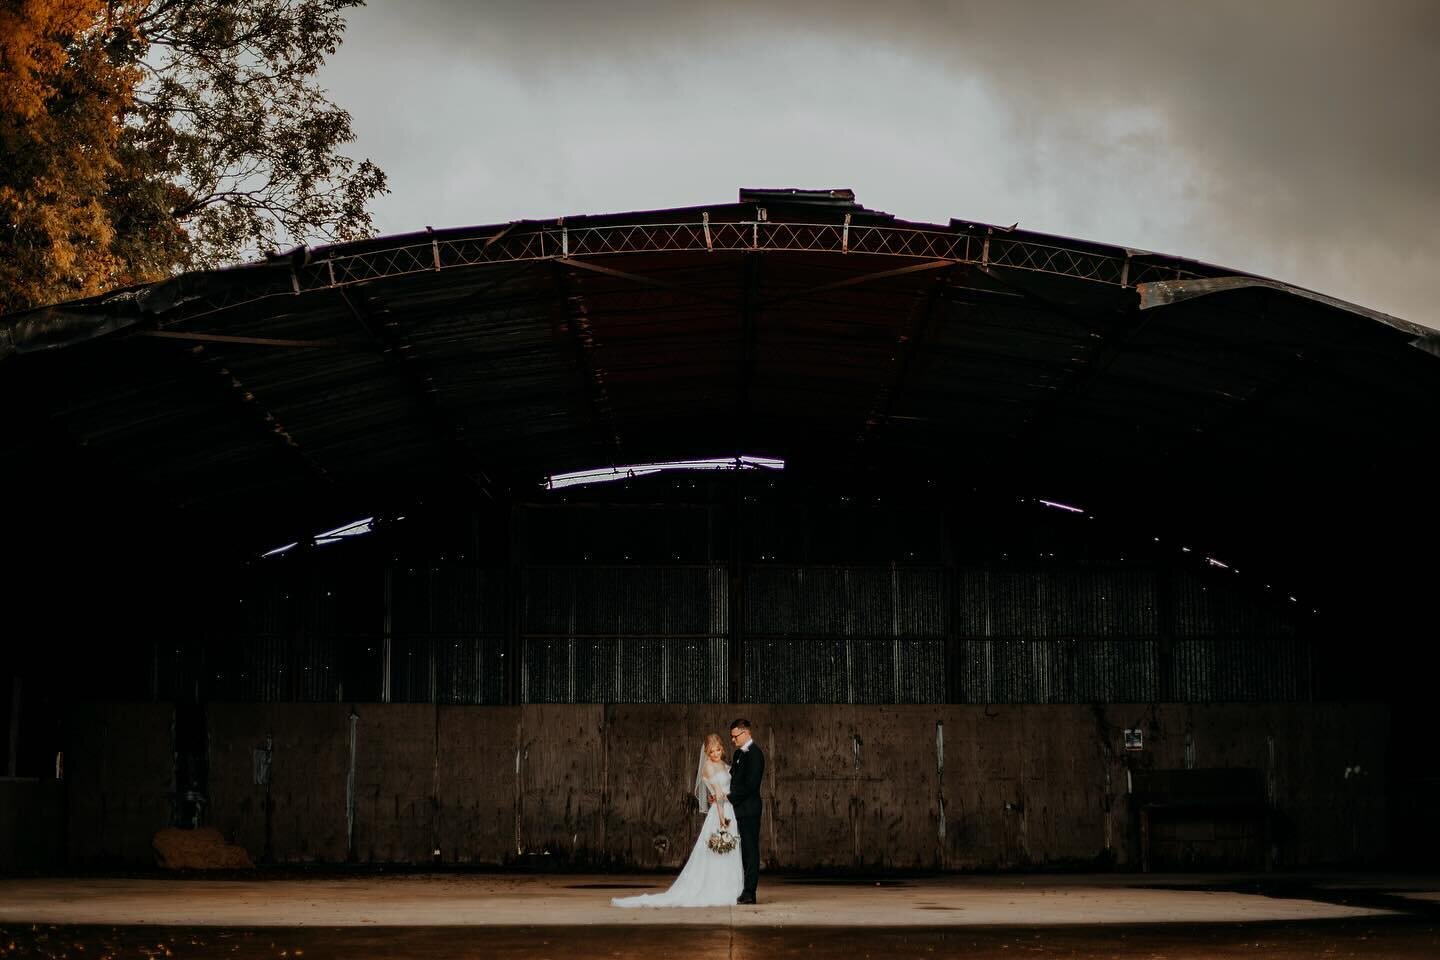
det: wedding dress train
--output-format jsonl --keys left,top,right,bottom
{"left": 611, "top": 769, "right": 744, "bottom": 908}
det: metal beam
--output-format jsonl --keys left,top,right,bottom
{"left": 336, "top": 287, "right": 502, "bottom": 500}
{"left": 552, "top": 261, "right": 623, "bottom": 463}
{"left": 144, "top": 217, "right": 1210, "bottom": 326}
{"left": 981, "top": 270, "right": 1148, "bottom": 453}
{"left": 853, "top": 268, "right": 956, "bottom": 466}
{"left": 730, "top": 254, "right": 761, "bottom": 703}
{"left": 132, "top": 330, "right": 346, "bottom": 348}
{"left": 558, "top": 256, "right": 736, "bottom": 307}
{"left": 736, "top": 254, "right": 761, "bottom": 454}
{"left": 189, "top": 344, "right": 334, "bottom": 487}
{"left": 761, "top": 259, "right": 961, "bottom": 309}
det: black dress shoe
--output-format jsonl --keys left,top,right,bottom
{"left": 737, "top": 895, "right": 757, "bottom": 904}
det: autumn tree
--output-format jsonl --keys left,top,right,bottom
{"left": 0, "top": 0, "right": 143, "bottom": 311}
{"left": 0, "top": 0, "right": 387, "bottom": 314}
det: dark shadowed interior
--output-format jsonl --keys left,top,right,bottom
{"left": 3, "top": 191, "right": 1437, "bottom": 874}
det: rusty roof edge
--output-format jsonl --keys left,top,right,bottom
{"left": 5, "top": 198, "right": 1436, "bottom": 357}
{"left": 1136, "top": 275, "right": 1440, "bottom": 350}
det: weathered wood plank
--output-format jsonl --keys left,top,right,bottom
{"left": 436, "top": 705, "right": 518, "bottom": 864}
{"left": 516, "top": 704, "right": 605, "bottom": 865}
{"left": 138, "top": 701, "right": 1393, "bottom": 870}
{"left": 209, "top": 704, "right": 350, "bottom": 863}
{"left": 66, "top": 703, "right": 174, "bottom": 864}
{"left": 352, "top": 703, "right": 433, "bottom": 863}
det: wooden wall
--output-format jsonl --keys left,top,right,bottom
{"left": 65, "top": 701, "right": 1388, "bottom": 870}
{"left": 65, "top": 702, "right": 175, "bottom": 864}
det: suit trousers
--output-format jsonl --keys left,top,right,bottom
{"left": 737, "top": 814, "right": 761, "bottom": 898}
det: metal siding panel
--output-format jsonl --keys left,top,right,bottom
{"left": 525, "top": 565, "right": 727, "bottom": 636}
{"left": 957, "top": 639, "right": 1161, "bottom": 703}
{"left": 520, "top": 563, "right": 729, "bottom": 703}
{"left": 1173, "top": 636, "right": 1311, "bottom": 701}
{"left": 744, "top": 637, "right": 847, "bottom": 703}
{"left": 160, "top": 552, "right": 1308, "bottom": 705}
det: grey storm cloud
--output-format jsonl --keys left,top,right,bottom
{"left": 325, "top": 1, "right": 1440, "bottom": 326}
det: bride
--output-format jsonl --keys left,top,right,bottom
{"left": 612, "top": 733, "right": 743, "bottom": 908}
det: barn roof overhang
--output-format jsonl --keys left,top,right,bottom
{"left": 3, "top": 190, "right": 1438, "bottom": 587}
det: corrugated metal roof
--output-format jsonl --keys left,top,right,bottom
{"left": 3, "top": 192, "right": 1438, "bottom": 575}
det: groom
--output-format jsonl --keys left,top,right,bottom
{"left": 727, "top": 718, "right": 765, "bottom": 904}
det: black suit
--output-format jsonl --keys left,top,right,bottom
{"left": 729, "top": 741, "right": 765, "bottom": 899}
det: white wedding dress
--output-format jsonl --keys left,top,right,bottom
{"left": 612, "top": 768, "right": 744, "bottom": 908}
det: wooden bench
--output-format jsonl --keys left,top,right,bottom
{"left": 1130, "top": 768, "right": 1271, "bottom": 872}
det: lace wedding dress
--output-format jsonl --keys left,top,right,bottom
{"left": 612, "top": 768, "right": 743, "bottom": 908}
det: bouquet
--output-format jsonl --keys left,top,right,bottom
{"left": 707, "top": 828, "right": 739, "bottom": 854}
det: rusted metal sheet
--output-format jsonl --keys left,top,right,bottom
{"left": 520, "top": 564, "right": 728, "bottom": 703}
{"left": 948, "top": 564, "right": 1307, "bottom": 703}
{"left": 740, "top": 564, "right": 946, "bottom": 704}
{"left": 388, "top": 635, "right": 505, "bottom": 705}
{"left": 521, "top": 635, "right": 729, "bottom": 704}
{"left": 1137, "top": 275, "right": 1437, "bottom": 342}
{"left": 1172, "top": 572, "right": 1294, "bottom": 637}
{"left": 158, "top": 556, "right": 1313, "bottom": 705}
{"left": 743, "top": 637, "right": 944, "bottom": 704}
{"left": 524, "top": 564, "right": 727, "bottom": 636}
{"left": 1173, "top": 636, "right": 1312, "bottom": 701}
{"left": 957, "top": 639, "right": 1160, "bottom": 704}
{"left": 393, "top": 566, "right": 504, "bottom": 635}
{"left": 956, "top": 567, "right": 1159, "bottom": 638}
{"left": 744, "top": 564, "right": 949, "bottom": 637}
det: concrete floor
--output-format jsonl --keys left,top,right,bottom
{"left": 0, "top": 872, "right": 1413, "bottom": 927}
{"left": 2, "top": 872, "right": 1438, "bottom": 958}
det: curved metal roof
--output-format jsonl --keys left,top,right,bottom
{"left": 3, "top": 190, "right": 1438, "bottom": 583}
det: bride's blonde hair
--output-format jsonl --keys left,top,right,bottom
{"left": 703, "top": 733, "right": 725, "bottom": 760}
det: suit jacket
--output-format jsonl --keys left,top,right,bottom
{"left": 729, "top": 741, "right": 765, "bottom": 819}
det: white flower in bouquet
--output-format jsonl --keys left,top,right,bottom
{"left": 707, "top": 828, "right": 738, "bottom": 854}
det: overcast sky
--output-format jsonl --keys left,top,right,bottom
{"left": 319, "top": 1, "right": 1440, "bottom": 328}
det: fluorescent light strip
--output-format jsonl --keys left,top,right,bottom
{"left": 262, "top": 516, "right": 377, "bottom": 558}
{"left": 316, "top": 517, "right": 374, "bottom": 539}
{"left": 544, "top": 456, "right": 785, "bottom": 490}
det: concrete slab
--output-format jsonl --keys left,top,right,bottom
{"left": 0, "top": 872, "right": 1420, "bottom": 928}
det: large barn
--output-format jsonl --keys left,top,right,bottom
{"left": 3, "top": 189, "right": 1437, "bottom": 872}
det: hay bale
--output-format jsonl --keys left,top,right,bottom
{"left": 152, "top": 827, "right": 254, "bottom": 870}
